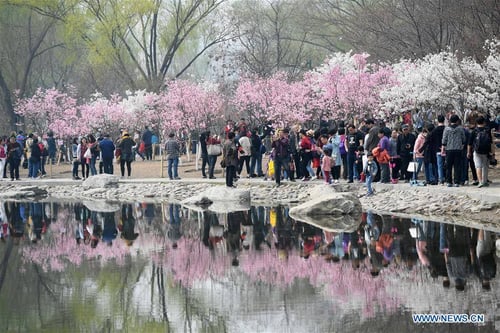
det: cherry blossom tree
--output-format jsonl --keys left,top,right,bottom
{"left": 15, "top": 87, "right": 81, "bottom": 137}
{"left": 150, "top": 80, "right": 225, "bottom": 140}
{"left": 310, "top": 52, "right": 396, "bottom": 121}
{"left": 233, "top": 72, "right": 311, "bottom": 128}
{"left": 380, "top": 39, "right": 500, "bottom": 117}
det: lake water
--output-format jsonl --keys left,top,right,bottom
{"left": 0, "top": 201, "right": 498, "bottom": 333}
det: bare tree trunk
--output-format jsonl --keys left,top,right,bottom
{"left": 0, "top": 69, "right": 16, "bottom": 134}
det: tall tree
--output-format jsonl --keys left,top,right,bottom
{"left": 309, "top": 0, "right": 500, "bottom": 62}
{"left": 0, "top": 3, "right": 65, "bottom": 133}
{"left": 229, "top": 0, "right": 339, "bottom": 79}
{"left": 63, "top": 0, "right": 233, "bottom": 92}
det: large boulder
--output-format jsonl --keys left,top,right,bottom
{"left": 290, "top": 191, "right": 362, "bottom": 216}
{"left": 289, "top": 213, "right": 360, "bottom": 233}
{"left": 289, "top": 191, "right": 362, "bottom": 232}
{"left": 84, "top": 200, "right": 120, "bottom": 212}
{"left": 181, "top": 186, "right": 251, "bottom": 213}
{"left": 82, "top": 174, "right": 120, "bottom": 189}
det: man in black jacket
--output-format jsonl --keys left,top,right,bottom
{"left": 397, "top": 124, "right": 416, "bottom": 182}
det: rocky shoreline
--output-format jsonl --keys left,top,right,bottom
{"left": 1, "top": 175, "right": 499, "bottom": 231}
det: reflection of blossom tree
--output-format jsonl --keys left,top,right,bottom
{"left": 21, "top": 208, "right": 133, "bottom": 272}
{"left": 155, "top": 238, "right": 228, "bottom": 287}
{"left": 239, "top": 249, "right": 407, "bottom": 318}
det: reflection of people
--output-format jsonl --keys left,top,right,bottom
{"left": 120, "top": 204, "right": 139, "bottom": 246}
{"left": 440, "top": 224, "right": 471, "bottom": 291}
{"left": 8, "top": 202, "right": 25, "bottom": 245}
{"left": 202, "top": 209, "right": 220, "bottom": 249}
{"left": 227, "top": 211, "right": 242, "bottom": 266}
{"left": 102, "top": 212, "right": 118, "bottom": 246}
{"left": 0, "top": 201, "right": 9, "bottom": 242}
{"left": 167, "top": 204, "right": 182, "bottom": 249}
{"left": 74, "top": 203, "right": 84, "bottom": 245}
{"left": 28, "top": 202, "right": 44, "bottom": 243}
{"left": 251, "top": 206, "right": 268, "bottom": 250}
{"left": 86, "top": 211, "right": 102, "bottom": 248}
{"left": 472, "top": 229, "right": 497, "bottom": 290}
{"left": 144, "top": 203, "right": 155, "bottom": 225}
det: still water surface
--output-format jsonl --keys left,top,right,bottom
{"left": 0, "top": 201, "right": 498, "bottom": 333}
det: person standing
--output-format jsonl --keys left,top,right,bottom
{"left": 6, "top": 136, "right": 22, "bottom": 180}
{"left": 249, "top": 128, "right": 264, "bottom": 177}
{"left": 46, "top": 131, "right": 57, "bottom": 165}
{"left": 238, "top": 132, "right": 252, "bottom": 177}
{"left": 388, "top": 130, "right": 400, "bottom": 183}
{"left": 29, "top": 137, "right": 42, "bottom": 179}
{"left": 142, "top": 126, "right": 153, "bottom": 160}
{"left": 199, "top": 130, "right": 210, "bottom": 178}
{"left": 165, "top": 132, "right": 181, "bottom": 180}
{"left": 413, "top": 128, "right": 428, "bottom": 180}
{"left": 377, "top": 129, "right": 391, "bottom": 183}
{"left": 468, "top": 115, "right": 494, "bottom": 188}
{"left": 223, "top": 132, "right": 238, "bottom": 187}
{"left": 397, "top": 124, "right": 416, "bottom": 182}
{"left": 271, "top": 128, "right": 293, "bottom": 186}
{"left": 118, "top": 132, "right": 135, "bottom": 178}
{"left": 99, "top": 134, "right": 115, "bottom": 174}
{"left": 363, "top": 152, "right": 378, "bottom": 196}
{"left": 442, "top": 114, "right": 466, "bottom": 187}
{"left": 0, "top": 138, "right": 6, "bottom": 179}
{"left": 298, "top": 129, "right": 314, "bottom": 181}
{"left": 429, "top": 115, "right": 446, "bottom": 185}
{"left": 78, "top": 137, "right": 90, "bottom": 179}
{"left": 71, "top": 138, "right": 81, "bottom": 180}
{"left": 133, "top": 130, "right": 145, "bottom": 161}
{"left": 206, "top": 132, "right": 221, "bottom": 179}
{"left": 346, "top": 124, "right": 364, "bottom": 183}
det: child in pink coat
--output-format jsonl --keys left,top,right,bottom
{"left": 321, "top": 148, "right": 333, "bottom": 184}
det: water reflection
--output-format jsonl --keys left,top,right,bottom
{"left": 0, "top": 201, "right": 498, "bottom": 332}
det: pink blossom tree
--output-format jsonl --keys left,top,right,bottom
{"left": 150, "top": 80, "right": 225, "bottom": 140}
{"left": 233, "top": 72, "right": 311, "bottom": 128}
{"left": 15, "top": 88, "right": 81, "bottom": 137}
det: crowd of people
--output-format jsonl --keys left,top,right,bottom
{"left": 0, "top": 126, "right": 166, "bottom": 180}
{"left": 214, "top": 113, "right": 499, "bottom": 193}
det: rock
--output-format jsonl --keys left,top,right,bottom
{"left": 289, "top": 213, "right": 360, "bottom": 232}
{"left": 82, "top": 174, "right": 120, "bottom": 189}
{"left": 83, "top": 200, "right": 120, "bottom": 212}
{"left": 182, "top": 186, "right": 251, "bottom": 213}
{"left": 290, "top": 191, "right": 362, "bottom": 217}
{"left": 0, "top": 186, "right": 48, "bottom": 199}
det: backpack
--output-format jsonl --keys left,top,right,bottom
{"left": 473, "top": 129, "right": 491, "bottom": 154}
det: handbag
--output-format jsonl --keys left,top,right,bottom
{"left": 139, "top": 141, "right": 146, "bottom": 154}
{"left": 220, "top": 159, "right": 226, "bottom": 168}
{"left": 207, "top": 144, "right": 222, "bottom": 156}
{"left": 83, "top": 147, "right": 92, "bottom": 159}
{"left": 407, "top": 161, "right": 418, "bottom": 173}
